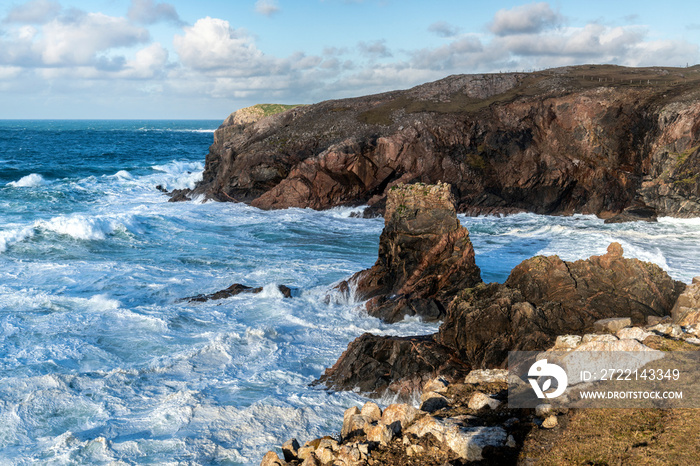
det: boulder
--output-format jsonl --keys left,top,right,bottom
{"left": 260, "top": 451, "right": 285, "bottom": 466}
{"left": 281, "top": 439, "right": 299, "bottom": 463}
{"left": 406, "top": 416, "right": 507, "bottom": 461}
{"left": 594, "top": 317, "right": 632, "bottom": 333}
{"left": 616, "top": 327, "right": 653, "bottom": 341}
{"left": 315, "top": 333, "right": 469, "bottom": 397}
{"left": 467, "top": 391, "right": 501, "bottom": 411}
{"left": 347, "top": 182, "right": 481, "bottom": 322}
{"left": 671, "top": 277, "right": 700, "bottom": 325}
{"left": 380, "top": 403, "right": 419, "bottom": 435}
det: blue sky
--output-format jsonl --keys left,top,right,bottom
{"left": 1, "top": 0, "right": 699, "bottom": 119}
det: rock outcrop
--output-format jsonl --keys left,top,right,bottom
{"left": 185, "top": 283, "right": 293, "bottom": 302}
{"left": 341, "top": 182, "right": 481, "bottom": 322}
{"left": 183, "top": 65, "right": 700, "bottom": 220}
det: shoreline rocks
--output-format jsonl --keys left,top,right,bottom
{"left": 340, "top": 182, "right": 481, "bottom": 323}
{"left": 263, "top": 319, "right": 700, "bottom": 465}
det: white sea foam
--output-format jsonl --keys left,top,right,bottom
{"left": 0, "top": 226, "right": 34, "bottom": 252}
{"left": 36, "top": 213, "right": 141, "bottom": 241}
{"left": 7, "top": 173, "right": 46, "bottom": 188}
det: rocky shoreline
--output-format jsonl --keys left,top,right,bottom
{"left": 174, "top": 65, "right": 700, "bottom": 221}
{"left": 258, "top": 182, "right": 700, "bottom": 465}
{"left": 261, "top": 317, "right": 699, "bottom": 466}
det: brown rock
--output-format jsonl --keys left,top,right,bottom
{"left": 437, "top": 243, "right": 684, "bottom": 367}
{"left": 260, "top": 451, "right": 285, "bottom": 466}
{"left": 360, "top": 402, "right": 382, "bottom": 423}
{"left": 671, "top": 278, "right": 700, "bottom": 325}
{"left": 186, "top": 67, "right": 700, "bottom": 219}
{"left": 380, "top": 404, "right": 420, "bottom": 435}
{"left": 349, "top": 182, "right": 481, "bottom": 322}
{"left": 185, "top": 283, "right": 293, "bottom": 302}
{"left": 593, "top": 317, "right": 632, "bottom": 333}
{"left": 315, "top": 333, "right": 469, "bottom": 397}
{"left": 281, "top": 438, "right": 300, "bottom": 462}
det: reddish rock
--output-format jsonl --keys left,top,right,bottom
{"left": 437, "top": 243, "right": 685, "bottom": 367}
{"left": 315, "top": 333, "right": 470, "bottom": 398}
{"left": 183, "top": 66, "right": 700, "bottom": 219}
{"left": 346, "top": 182, "right": 481, "bottom": 322}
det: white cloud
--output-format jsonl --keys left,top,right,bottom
{"left": 255, "top": 0, "right": 280, "bottom": 17}
{"left": 40, "top": 12, "right": 150, "bottom": 66}
{"left": 128, "top": 0, "right": 183, "bottom": 25}
{"left": 490, "top": 2, "right": 563, "bottom": 36}
{"left": 174, "top": 17, "right": 271, "bottom": 73}
{"left": 3, "top": 0, "right": 61, "bottom": 24}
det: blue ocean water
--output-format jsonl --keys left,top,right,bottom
{"left": 1, "top": 120, "right": 699, "bottom": 465}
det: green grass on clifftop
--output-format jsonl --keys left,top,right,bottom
{"left": 253, "top": 103, "right": 304, "bottom": 116}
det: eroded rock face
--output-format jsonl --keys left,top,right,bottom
{"left": 437, "top": 243, "right": 685, "bottom": 367}
{"left": 184, "top": 66, "right": 700, "bottom": 219}
{"left": 347, "top": 183, "right": 481, "bottom": 322}
{"left": 315, "top": 333, "right": 470, "bottom": 398}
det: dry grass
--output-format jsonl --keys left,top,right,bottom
{"left": 520, "top": 408, "right": 700, "bottom": 466}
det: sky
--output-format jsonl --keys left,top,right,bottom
{"left": 1, "top": 0, "right": 699, "bottom": 119}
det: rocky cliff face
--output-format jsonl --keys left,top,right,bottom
{"left": 184, "top": 65, "right": 700, "bottom": 218}
{"left": 341, "top": 182, "right": 481, "bottom": 323}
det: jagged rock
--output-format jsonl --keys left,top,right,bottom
{"left": 594, "top": 317, "right": 632, "bottom": 333}
{"left": 603, "top": 204, "right": 658, "bottom": 223}
{"left": 423, "top": 376, "right": 449, "bottom": 394}
{"left": 438, "top": 243, "right": 684, "bottom": 367}
{"left": 360, "top": 402, "right": 382, "bottom": 423}
{"left": 185, "top": 283, "right": 293, "bottom": 302}
{"left": 406, "top": 416, "right": 507, "bottom": 461}
{"left": 281, "top": 438, "right": 300, "bottom": 462}
{"left": 647, "top": 315, "right": 671, "bottom": 325}
{"left": 186, "top": 66, "right": 700, "bottom": 220}
{"left": 467, "top": 392, "right": 501, "bottom": 410}
{"left": 380, "top": 404, "right": 419, "bottom": 435}
{"left": 346, "top": 182, "right": 481, "bottom": 322}
{"left": 366, "top": 423, "right": 393, "bottom": 445}
{"left": 260, "top": 451, "right": 285, "bottom": 466}
{"left": 300, "top": 454, "right": 320, "bottom": 466}
{"left": 464, "top": 368, "right": 509, "bottom": 384}
{"left": 316, "top": 333, "right": 469, "bottom": 397}
{"left": 341, "top": 407, "right": 368, "bottom": 440}
{"left": 672, "top": 277, "right": 700, "bottom": 325}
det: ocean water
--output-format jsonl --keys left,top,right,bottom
{"left": 1, "top": 120, "right": 699, "bottom": 465}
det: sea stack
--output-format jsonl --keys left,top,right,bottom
{"left": 347, "top": 182, "right": 481, "bottom": 323}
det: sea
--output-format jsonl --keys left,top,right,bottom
{"left": 1, "top": 120, "right": 699, "bottom": 465}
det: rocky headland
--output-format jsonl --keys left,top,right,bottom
{"left": 257, "top": 182, "right": 700, "bottom": 465}
{"left": 176, "top": 65, "right": 700, "bottom": 220}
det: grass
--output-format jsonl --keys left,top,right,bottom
{"left": 252, "top": 103, "right": 304, "bottom": 117}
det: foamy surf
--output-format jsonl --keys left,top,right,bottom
{"left": 6, "top": 173, "right": 46, "bottom": 188}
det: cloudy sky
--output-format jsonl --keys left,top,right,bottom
{"left": 1, "top": 0, "right": 699, "bottom": 119}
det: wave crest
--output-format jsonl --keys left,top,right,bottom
{"left": 7, "top": 173, "right": 46, "bottom": 188}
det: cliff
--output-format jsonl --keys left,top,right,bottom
{"left": 181, "top": 65, "right": 700, "bottom": 218}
